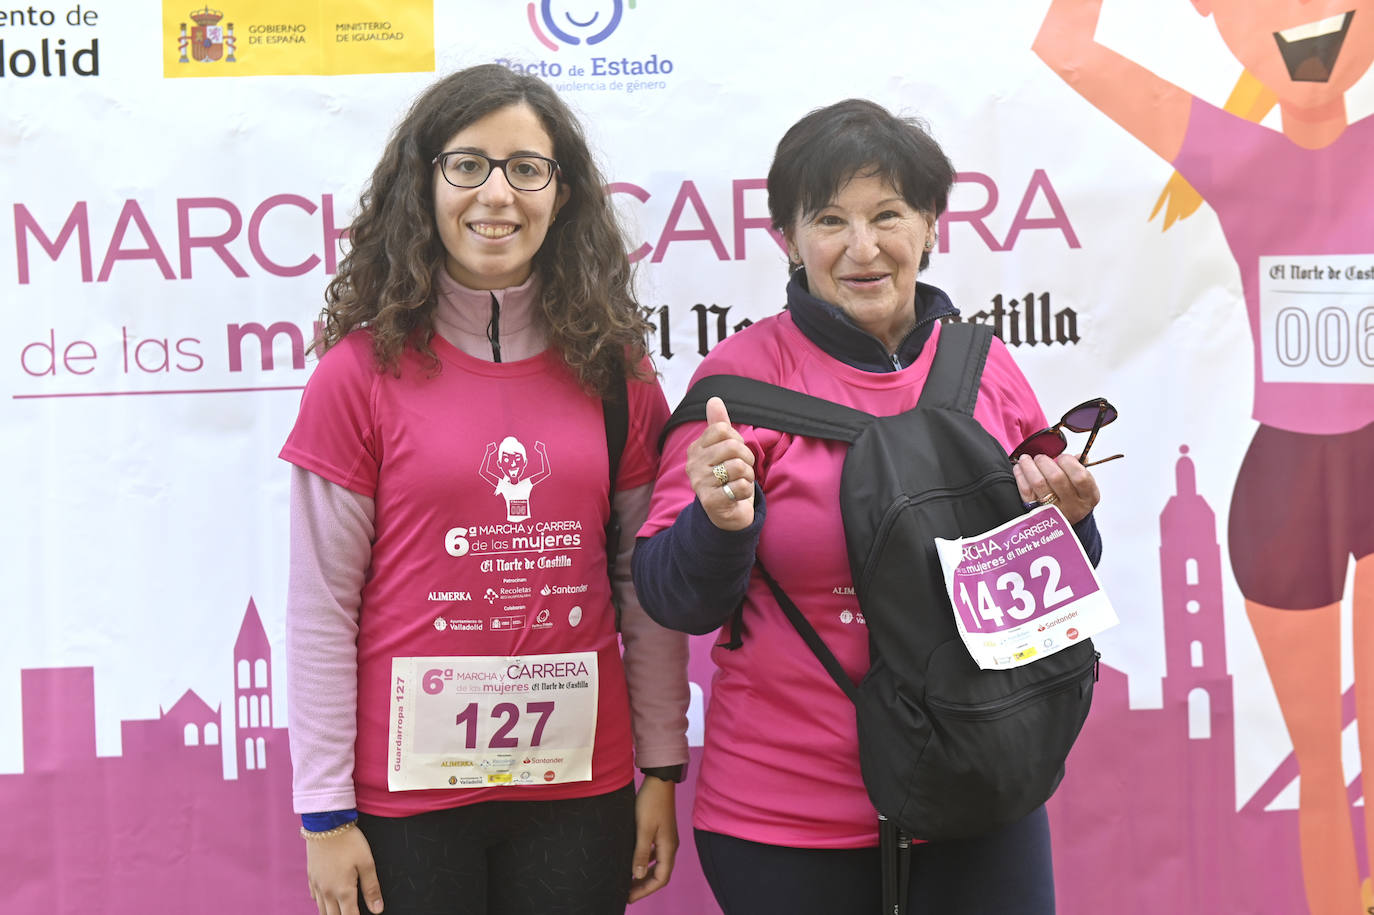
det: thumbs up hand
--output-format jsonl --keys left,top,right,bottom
{"left": 686, "top": 396, "right": 756, "bottom": 531}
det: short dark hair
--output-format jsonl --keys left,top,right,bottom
{"left": 766, "top": 99, "right": 955, "bottom": 269}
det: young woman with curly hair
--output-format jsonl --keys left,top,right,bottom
{"left": 280, "top": 64, "right": 689, "bottom": 915}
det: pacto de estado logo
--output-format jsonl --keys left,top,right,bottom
{"left": 503, "top": 0, "right": 671, "bottom": 90}
{"left": 527, "top": 0, "right": 630, "bottom": 50}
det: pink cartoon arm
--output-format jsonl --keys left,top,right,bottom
{"left": 478, "top": 441, "right": 502, "bottom": 487}
{"left": 529, "top": 440, "right": 553, "bottom": 486}
{"left": 1034, "top": 0, "right": 1194, "bottom": 162}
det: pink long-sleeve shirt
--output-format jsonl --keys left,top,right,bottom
{"left": 282, "top": 269, "right": 689, "bottom": 816}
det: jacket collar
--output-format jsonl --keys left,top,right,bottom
{"left": 434, "top": 268, "right": 541, "bottom": 336}
{"left": 785, "top": 269, "right": 959, "bottom": 372}
{"left": 431, "top": 268, "right": 546, "bottom": 362}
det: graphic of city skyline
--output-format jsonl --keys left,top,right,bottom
{"left": 2, "top": 448, "right": 1362, "bottom": 913}
{"left": 1050, "top": 445, "right": 1363, "bottom": 914}
{"left": 3, "top": 600, "right": 308, "bottom": 914}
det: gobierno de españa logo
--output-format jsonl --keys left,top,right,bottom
{"left": 504, "top": 0, "right": 672, "bottom": 92}
{"left": 175, "top": 6, "right": 238, "bottom": 64}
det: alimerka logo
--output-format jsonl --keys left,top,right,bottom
{"left": 175, "top": 6, "right": 238, "bottom": 64}
{"left": 527, "top": 0, "right": 631, "bottom": 51}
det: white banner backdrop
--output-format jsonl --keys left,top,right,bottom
{"left": 4, "top": 1, "right": 1373, "bottom": 912}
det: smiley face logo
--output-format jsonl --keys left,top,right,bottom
{"left": 528, "top": 0, "right": 627, "bottom": 50}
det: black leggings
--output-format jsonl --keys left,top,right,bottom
{"left": 356, "top": 783, "right": 635, "bottom": 915}
{"left": 695, "top": 805, "right": 1055, "bottom": 915}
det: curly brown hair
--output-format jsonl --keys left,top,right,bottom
{"left": 317, "top": 64, "right": 649, "bottom": 397}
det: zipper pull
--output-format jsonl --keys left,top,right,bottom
{"left": 487, "top": 291, "right": 502, "bottom": 363}
{"left": 890, "top": 352, "right": 901, "bottom": 371}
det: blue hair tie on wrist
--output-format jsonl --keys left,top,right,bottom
{"left": 301, "top": 809, "right": 359, "bottom": 832}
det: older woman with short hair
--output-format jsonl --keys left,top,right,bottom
{"left": 633, "top": 98, "right": 1105, "bottom": 914}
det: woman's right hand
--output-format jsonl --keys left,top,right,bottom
{"left": 306, "top": 826, "right": 384, "bottom": 915}
{"left": 686, "top": 397, "right": 756, "bottom": 531}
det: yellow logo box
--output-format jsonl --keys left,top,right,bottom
{"left": 162, "top": 2, "right": 434, "bottom": 77}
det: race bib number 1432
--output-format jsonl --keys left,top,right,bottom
{"left": 934, "top": 506, "right": 1118, "bottom": 670}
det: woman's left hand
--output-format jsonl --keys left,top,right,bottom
{"left": 628, "top": 775, "right": 679, "bottom": 902}
{"left": 1013, "top": 453, "right": 1100, "bottom": 525}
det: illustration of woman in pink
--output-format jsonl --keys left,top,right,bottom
{"left": 480, "top": 436, "right": 552, "bottom": 521}
{"left": 1035, "top": 3, "right": 1374, "bottom": 912}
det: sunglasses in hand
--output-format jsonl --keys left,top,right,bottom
{"left": 1010, "top": 397, "right": 1124, "bottom": 467}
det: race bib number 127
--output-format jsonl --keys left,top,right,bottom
{"left": 387, "top": 652, "right": 598, "bottom": 791}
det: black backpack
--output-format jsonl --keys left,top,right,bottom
{"left": 664, "top": 322, "right": 1098, "bottom": 842}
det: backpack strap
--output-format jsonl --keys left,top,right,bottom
{"left": 663, "top": 324, "right": 992, "bottom": 444}
{"left": 604, "top": 374, "right": 629, "bottom": 493}
{"left": 603, "top": 374, "right": 629, "bottom": 630}
{"left": 659, "top": 375, "right": 873, "bottom": 650}
{"left": 661, "top": 374, "right": 875, "bottom": 447}
{"left": 757, "top": 561, "right": 859, "bottom": 704}
{"left": 670, "top": 324, "right": 994, "bottom": 654}
{"left": 914, "top": 322, "right": 994, "bottom": 414}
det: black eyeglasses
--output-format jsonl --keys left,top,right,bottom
{"left": 431, "top": 151, "right": 561, "bottom": 191}
{"left": 1010, "top": 397, "right": 1124, "bottom": 467}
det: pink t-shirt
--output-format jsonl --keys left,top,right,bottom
{"left": 1174, "top": 100, "right": 1374, "bottom": 434}
{"left": 640, "top": 316, "right": 1047, "bottom": 847}
{"left": 282, "top": 331, "right": 668, "bottom": 816}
